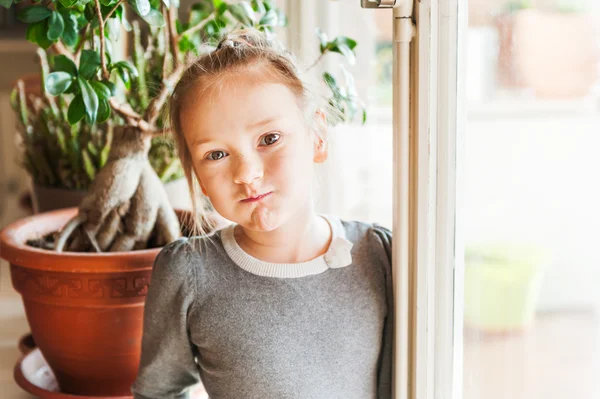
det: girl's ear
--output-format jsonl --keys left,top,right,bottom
{"left": 313, "top": 109, "right": 328, "bottom": 164}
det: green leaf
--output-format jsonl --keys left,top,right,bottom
{"left": 116, "top": 67, "right": 130, "bottom": 89}
{"left": 67, "top": 94, "right": 85, "bottom": 124}
{"left": 58, "top": 0, "right": 78, "bottom": 7}
{"left": 78, "top": 79, "right": 99, "bottom": 124}
{"left": 97, "top": 99, "right": 110, "bottom": 123}
{"left": 262, "top": 0, "right": 275, "bottom": 11}
{"left": 46, "top": 72, "right": 73, "bottom": 95}
{"left": 141, "top": 8, "right": 165, "bottom": 26}
{"left": 330, "top": 37, "right": 357, "bottom": 65}
{"left": 189, "top": 2, "right": 212, "bottom": 26}
{"left": 47, "top": 11, "right": 65, "bottom": 41}
{"left": 90, "top": 80, "right": 112, "bottom": 100}
{"left": 112, "top": 60, "right": 138, "bottom": 78}
{"left": 316, "top": 28, "right": 328, "bottom": 53}
{"left": 18, "top": 6, "right": 52, "bottom": 23}
{"left": 61, "top": 13, "right": 78, "bottom": 46}
{"left": 128, "top": 0, "right": 150, "bottom": 16}
{"left": 228, "top": 1, "right": 255, "bottom": 26}
{"left": 87, "top": 141, "right": 98, "bottom": 156}
{"left": 275, "top": 9, "right": 286, "bottom": 26}
{"left": 106, "top": 17, "right": 121, "bottom": 41}
{"left": 53, "top": 54, "right": 78, "bottom": 75}
{"left": 0, "top": 0, "right": 13, "bottom": 9}
{"left": 81, "top": 149, "right": 96, "bottom": 180}
{"left": 79, "top": 50, "right": 101, "bottom": 80}
{"left": 258, "top": 9, "right": 277, "bottom": 26}
{"left": 323, "top": 72, "right": 342, "bottom": 99}
{"left": 251, "top": 0, "right": 266, "bottom": 14}
{"left": 26, "top": 21, "right": 52, "bottom": 49}
{"left": 161, "top": 0, "right": 178, "bottom": 7}
{"left": 102, "top": 80, "right": 117, "bottom": 96}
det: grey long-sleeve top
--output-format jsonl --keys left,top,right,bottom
{"left": 131, "top": 214, "right": 393, "bottom": 399}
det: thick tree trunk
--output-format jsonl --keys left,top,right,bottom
{"left": 58, "top": 126, "right": 181, "bottom": 252}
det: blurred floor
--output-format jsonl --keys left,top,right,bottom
{"left": 464, "top": 310, "right": 600, "bottom": 399}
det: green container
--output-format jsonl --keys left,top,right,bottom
{"left": 464, "top": 242, "right": 548, "bottom": 333}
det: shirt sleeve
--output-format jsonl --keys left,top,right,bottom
{"left": 131, "top": 238, "right": 201, "bottom": 399}
{"left": 372, "top": 224, "right": 393, "bottom": 399}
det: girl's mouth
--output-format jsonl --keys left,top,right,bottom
{"left": 241, "top": 192, "right": 272, "bottom": 203}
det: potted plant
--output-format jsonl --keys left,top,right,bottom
{"left": 496, "top": 0, "right": 600, "bottom": 97}
{"left": 495, "top": 0, "right": 532, "bottom": 89}
{"left": 464, "top": 241, "right": 549, "bottom": 334}
{"left": 0, "top": 0, "right": 365, "bottom": 396}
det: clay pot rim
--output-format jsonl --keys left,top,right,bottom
{"left": 13, "top": 348, "right": 133, "bottom": 399}
{"left": 0, "top": 208, "right": 169, "bottom": 272}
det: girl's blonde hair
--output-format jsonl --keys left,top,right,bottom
{"left": 168, "top": 28, "right": 328, "bottom": 239}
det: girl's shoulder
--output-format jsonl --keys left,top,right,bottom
{"left": 153, "top": 233, "right": 226, "bottom": 273}
{"left": 333, "top": 217, "right": 392, "bottom": 270}
{"left": 336, "top": 217, "right": 392, "bottom": 246}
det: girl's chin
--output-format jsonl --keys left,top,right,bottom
{"left": 243, "top": 206, "right": 278, "bottom": 231}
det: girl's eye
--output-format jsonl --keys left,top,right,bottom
{"left": 260, "top": 133, "right": 280, "bottom": 146}
{"left": 206, "top": 150, "right": 228, "bottom": 161}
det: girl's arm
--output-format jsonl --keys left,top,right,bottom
{"left": 372, "top": 225, "right": 393, "bottom": 399}
{"left": 131, "top": 239, "right": 201, "bottom": 399}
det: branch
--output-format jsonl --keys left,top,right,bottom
{"left": 74, "top": 24, "right": 90, "bottom": 60}
{"left": 166, "top": 4, "right": 180, "bottom": 63}
{"left": 93, "top": 0, "right": 110, "bottom": 80}
{"left": 105, "top": 0, "right": 124, "bottom": 21}
{"left": 145, "top": 63, "right": 186, "bottom": 125}
{"left": 162, "top": 3, "right": 171, "bottom": 78}
{"left": 109, "top": 98, "right": 155, "bottom": 133}
{"left": 51, "top": 41, "right": 76, "bottom": 62}
{"left": 306, "top": 53, "right": 325, "bottom": 72}
{"left": 176, "top": 13, "right": 214, "bottom": 41}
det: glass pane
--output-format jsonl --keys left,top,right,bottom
{"left": 463, "top": 1, "right": 600, "bottom": 398}
{"left": 314, "top": 4, "right": 393, "bottom": 229}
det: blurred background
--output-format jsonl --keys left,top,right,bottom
{"left": 464, "top": 1, "right": 600, "bottom": 399}
{"left": 1, "top": 0, "right": 600, "bottom": 398}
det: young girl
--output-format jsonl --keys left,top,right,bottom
{"left": 131, "top": 28, "right": 393, "bottom": 399}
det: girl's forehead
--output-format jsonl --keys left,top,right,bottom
{"left": 180, "top": 77, "right": 306, "bottom": 139}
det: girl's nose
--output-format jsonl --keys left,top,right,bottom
{"left": 233, "top": 155, "right": 264, "bottom": 185}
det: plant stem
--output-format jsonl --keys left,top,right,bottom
{"left": 74, "top": 24, "right": 90, "bottom": 60}
{"left": 166, "top": 4, "right": 180, "bottom": 63}
{"left": 51, "top": 41, "right": 76, "bottom": 62}
{"left": 93, "top": 0, "right": 110, "bottom": 80}
{"left": 162, "top": 5, "right": 172, "bottom": 78}
{"left": 108, "top": 98, "right": 154, "bottom": 133}
{"left": 306, "top": 53, "right": 325, "bottom": 72}
{"left": 145, "top": 63, "right": 186, "bottom": 126}
{"left": 176, "top": 13, "right": 214, "bottom": 41}
{"left": 104, "top": 0, "right": 124, "bottom": 21}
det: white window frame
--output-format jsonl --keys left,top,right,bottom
{"left": 286, "top": 1, "right": 467, "bottom": 397}
{"left": 413, "top": 0, "right": 466, "bottom": 397}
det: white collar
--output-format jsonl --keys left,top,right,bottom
{"left": 220, "top": 215, "right": 353, "bottom": 278}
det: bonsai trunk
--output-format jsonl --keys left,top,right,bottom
{"left": 57, "top": 126, "right": 181, "bottom": 252}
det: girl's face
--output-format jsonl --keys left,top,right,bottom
{"left": 179, "top": 72, "right": 327, "bottom": 232}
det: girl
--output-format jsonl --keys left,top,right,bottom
{"left": 131, "top": 28, "right": 393, "bottom": 399}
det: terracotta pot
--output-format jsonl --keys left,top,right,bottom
{"left": 0, "top": 208, "right": 165, "bottom": 396}
{"left": 495, "top": 13, "right": 528, "bottom": 88}
{"left": 497, "top": 10, "right": 600, "bottom": 97}
{"left": 31, "top": 178, "right": 192, "bottom": 214}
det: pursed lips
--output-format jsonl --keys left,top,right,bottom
{"left": 240, "top": 192, "right": 273, "bottom": 203}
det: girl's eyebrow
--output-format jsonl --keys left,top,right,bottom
{"left": 247, "top": 116, "right": 278, "bottom": 130}
{"left": 191, "top": 116, "right": 282, "bottom": 148}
